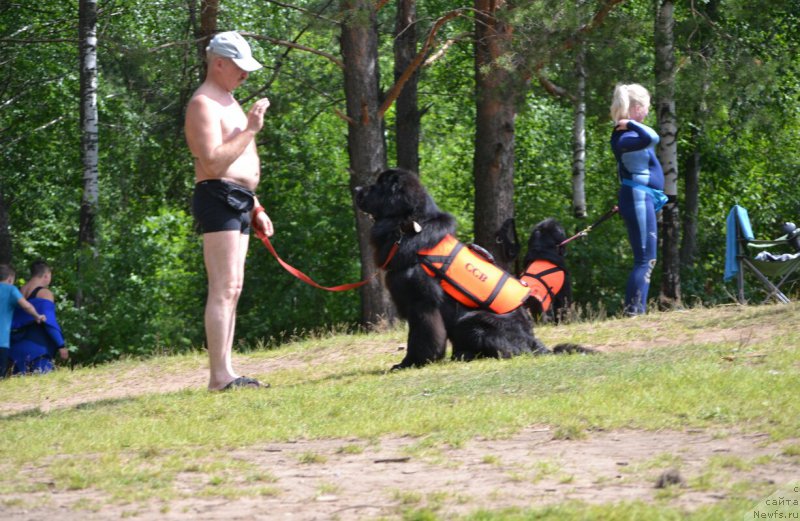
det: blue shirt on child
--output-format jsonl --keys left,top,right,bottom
{"left": 0, "top": 282, "right": 24, "bottom": 348}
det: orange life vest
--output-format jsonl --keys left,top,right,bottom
{"left": 519, "top": 260, "right": 565, "bottom": 312}
{"left": 418, "top": 234, "right": 531, "bottom": 314}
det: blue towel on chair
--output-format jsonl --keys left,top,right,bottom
{"left": 724, "top": 205, "right": 754, "bottom": 281}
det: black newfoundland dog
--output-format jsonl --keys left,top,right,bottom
{"left": 520, "top": 218, "right": 573, "bottom": 323}
{"left": 355, "top": 168, "right": 584, "bottom": 370}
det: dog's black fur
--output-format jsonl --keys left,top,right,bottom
{"left": 355, "top": 168, "right": 585, "bottom": 370}
{"left": 522, "top": 218, "right": 573, "bottom": 323}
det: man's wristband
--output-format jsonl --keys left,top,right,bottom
{"left": 253, "top": 205, "right": 265, "bottom": 216}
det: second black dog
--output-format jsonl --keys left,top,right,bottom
{"left": 520, "top": 218, "right": 572, "bottom": 323}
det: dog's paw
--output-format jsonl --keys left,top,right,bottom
{"left": 390, "top": 362, "right": 411, "bottom": 371}
{"left": 551, "top": 343, "right": 597, "bottom": 355}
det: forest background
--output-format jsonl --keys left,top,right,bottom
{"left": 0, "top": 0, "right": 797, "bottom": 365}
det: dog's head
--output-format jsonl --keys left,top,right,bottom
{"left": 527, "top": 218, "right": 568, "bottom": 257}
{"left": 355, "top": 168, "right": 436, "bottom": 222}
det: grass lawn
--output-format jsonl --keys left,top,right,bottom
{"left": 1, "top": 303, "right": 798, "bottom": 520}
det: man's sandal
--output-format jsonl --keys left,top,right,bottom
{"left": 220, "top": 376, "right": 269, "bottom": 390}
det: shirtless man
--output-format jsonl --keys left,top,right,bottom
{"left": 185, "top": 31, "right": 274, "bottom": 391}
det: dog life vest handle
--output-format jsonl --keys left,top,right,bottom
{"left": 558, "top": 205, "right": 619, "bottom": 247}
{"left": 255, "top": 227, "right": 398, "bottom": 292}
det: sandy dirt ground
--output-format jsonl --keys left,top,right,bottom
{"left": 4, "top": 427, "right": 798, "bottom": 520}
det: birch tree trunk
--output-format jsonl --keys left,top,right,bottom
{"left": 77, "top": 0, "right": 99, "bottom": 308}
{"left": 341, "top": 0, "right": 396, "bottom": 326}
{"left": 654, "top": 0, "right": 681, "bottom": 308}
{"left": 571, "top": 40, "right": 587, "bottom": 219}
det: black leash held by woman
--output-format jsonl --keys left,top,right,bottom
{"left": 559, "top": 205, "right": 620, "bottom": 248}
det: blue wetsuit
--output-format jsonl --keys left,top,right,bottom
{"left": 610, "top": 120, "right": 664, "bottom": 315}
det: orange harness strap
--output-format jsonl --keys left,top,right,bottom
{"left": 418, "top": 235, "right": 531, "bottom": 314}
{"left": 519, "top": 260, "right": 565, "bottom": 312}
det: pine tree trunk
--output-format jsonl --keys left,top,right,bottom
{"left": 473, "top": 0, "right": 517, "bottom": 271}
{"left": 680, "top": 0, "right": 716, "bottom": 266}
{"left": 196, "top": 0, "right": 219, "bottom": 78}
{"left": 655, "top": 0, "right": 681, "bottom": 308}
{"left": 680, "top": 135, "right": 700, "bottom": 266}
{"left": 341, "top": 0, "right": 396, "bottom": 327}
{"left": 394, "top": 0, "right": 420, "bottom": 173}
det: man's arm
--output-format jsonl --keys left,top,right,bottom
{"left": 17, "top": 297, "right": 45, "bottom": 323}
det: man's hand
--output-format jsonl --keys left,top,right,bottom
{"left": 246, "top": 97, "right": 270, "bottom": 133}
{"left": 254, "top": 209, "right": 274, "bottom": 237}
{"left": 36, "top": 314, "right": 46, "bottom": 324}
{"left": 59, "top": 347, "right": 69, "bottom": 361}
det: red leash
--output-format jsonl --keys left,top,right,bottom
{"left": 255, "top": 228, "right": 398, "bottom": 292}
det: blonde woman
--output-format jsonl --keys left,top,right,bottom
{"left": 610, "top": 83, "right": 666, "bottom": 316}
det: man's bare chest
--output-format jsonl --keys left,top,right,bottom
{"left": 219, "top": 103, "right": 247, "bottom": 137}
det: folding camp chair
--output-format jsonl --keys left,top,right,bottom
{"left": 724, "top": 205, "right": 800, "bottom": 304}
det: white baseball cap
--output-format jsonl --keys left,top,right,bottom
{"left": 206, "top": 31, "right": 262, "bottom": 72}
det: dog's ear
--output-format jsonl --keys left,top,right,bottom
{"left": 388, "top": 171, "right": 402, "bottom": 194}
{"left": 495, "top": 217, "right": 520, "bottom": 264}
{"left": 377, "top": 168, "right": 403, "bottom": 193}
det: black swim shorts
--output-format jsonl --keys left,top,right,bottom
{"left": 192, "top": 179, "right": 254, "bottom": 234}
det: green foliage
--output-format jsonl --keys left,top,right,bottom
{"left": 60, "top": 207, "right": 205, "bottom": 362}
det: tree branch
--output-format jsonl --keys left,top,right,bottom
{"left": 334, "top": 108, "right": 355, "bottom": 124}
{"left": 152, "top": 34, "right": 345, "bottom": 69}
{"left": 243, "top": 32, "right": 344, "bottom": 69}
{"left": 576, "top": 0, "right": 626, "bottom": 43}
{"left": 536, "top": 71, "right": 576, "bottom": 101}
{"left": 424, "top": 32, "right": 470, "bottom": 66}
{"left": 532, "top": 0, "right": 626, "bottom": 89}
{"left": 378, "top": 8, "right": 467, "bottom": 119}
{"left": 0, "top": 38, "right": 78, "bottom": 44}
{"left": 243, "top": 0, "right": 338, "bottom": 103}
{"left": 1, "top": 116, "right": 65, "bottom": 147}
{"left": 263, "top": 0, "right": 339, "bottom": 25}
